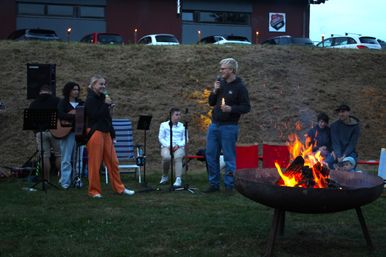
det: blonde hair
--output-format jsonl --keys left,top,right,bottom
{"left": 88, "top": 74, "right": 105, "bottom": 88}
{"left": 220, "top": 58, "right": 239, "bottom": 74}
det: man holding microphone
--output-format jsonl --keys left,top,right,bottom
{"left": 204, "top": 58, "right": 251, "bottom": 193}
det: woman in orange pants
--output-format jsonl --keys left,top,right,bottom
{"left": 85, "top": 74, "right": 135, "bottom": 198}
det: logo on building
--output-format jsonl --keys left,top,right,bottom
{"left": 269, "top": 13, "right": 286, "bottom": 32}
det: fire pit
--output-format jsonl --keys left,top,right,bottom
{"left": 235, "top": 168, "right": 384, "bottom": 257}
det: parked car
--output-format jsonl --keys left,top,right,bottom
{"left": 8, "top": 28, "right": 60, "bottom": 41}
{"left": 377, "top": 39, "right": 386, "bottom": 50}
{"left": 316, "top": 35, "right": 381, "bottom": 50}
{"left": 198, "top": 35, "right": 251, "bottom": 45}
{"left": 262, "top": 35, "right": 314, "bottom": 46}
{"left": 137, "top": 34, "right": 179, "bottom": 45}
{"left": 80, "top": 33, "right": 124, "bottom": 45}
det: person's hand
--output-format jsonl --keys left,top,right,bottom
{"left": 213, "top": 80, "right": 221, "bottom": 94}
{"left": 221, "top": 104, "right": 232, "bottom": 112}
{"left": 105, "top": 95, "right": 113, "bottom": 105}
{"left": 331, "top": 151, "right": 337, "bottom": 160}
{"left": 172, "top": 145, "right": 179, "bottom": 152}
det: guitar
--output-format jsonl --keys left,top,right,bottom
{"left": 50, "top": 109, "right": 76, "bottom": 139}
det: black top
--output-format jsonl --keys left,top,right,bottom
{"left": 208, "top": 77, "right": 251, "bottom": 125}
{"left": 29, "top": 93, "right": 60, "bottom": 110}
{"left": 57, "top": 98, "right": 84, "bottom": 132}
{"left": 85, "top": 88, "right": 115, "bottom": 138}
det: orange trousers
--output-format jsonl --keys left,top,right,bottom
{"left": 86, "top": 130, "right": 124, "bottom": 197}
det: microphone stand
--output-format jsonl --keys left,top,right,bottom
{"left": 168, "top": 111, "right": 175, "bottom": 191}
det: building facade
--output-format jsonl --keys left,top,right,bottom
{"left": 0, "top": 0, "right": 326, "bottom": 43}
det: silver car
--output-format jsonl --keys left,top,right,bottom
{"left": 316, "top": 35, "right": 381, "bottom": 50}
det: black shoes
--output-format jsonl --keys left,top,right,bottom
{"left": 203, "top": 186, "right": 220, "bottom": 193}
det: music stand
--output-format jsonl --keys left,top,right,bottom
{"left": 23, "top": 108, "right": 59, "bottom": 192}
{"left": 137, "top": 115, "right": 152, "bottom": 187}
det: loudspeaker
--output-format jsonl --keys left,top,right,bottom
{"left": 27, "top": 63, "right": 56, "bottom": 99}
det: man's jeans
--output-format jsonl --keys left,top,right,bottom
{"left": 206, "top": 123, "right": 239, "bottom": 189}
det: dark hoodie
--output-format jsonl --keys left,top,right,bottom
{"left": 330, "top": 115, "right": 360, "bottom": 158}
{"left": 208, "top": 77, "right": 251, "bottom": 125}
{"left": 85, "top": 88, "right": 115, "bottom": 138}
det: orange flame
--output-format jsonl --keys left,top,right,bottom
{"left": 275, "top": 133, "right": 330, "bottom": 188}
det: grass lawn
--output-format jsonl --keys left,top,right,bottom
{"left": 1, "top": 170, "right": 385, "bottom": 257}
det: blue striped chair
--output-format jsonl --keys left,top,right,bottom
{"left": 104, "top": 119, "right": 141, "bottom": 184}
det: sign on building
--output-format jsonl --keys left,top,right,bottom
{"left": 269, "top": 12, "right": 286, "bottom": 32}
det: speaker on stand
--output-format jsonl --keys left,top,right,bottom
{"left": 27, "top": 63, "right": 56, "bottom": 99}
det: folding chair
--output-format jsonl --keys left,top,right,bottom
{"left": 104, "top": 119, "right": 141, "bottom": 184}
{"left": 262, "top": 142, "right": 290, "bottom": 169}
{"left": 236, "top": 143, "right": 259, "bottom": 170}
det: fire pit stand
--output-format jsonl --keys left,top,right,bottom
{"left": 235, "top": 168, "right": 384, "bottom": 257}
{"left": 264, "top": 207, "right": 373, "bottom": 257}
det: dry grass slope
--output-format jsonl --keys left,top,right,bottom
{"left": 0, "top": 41, "right": 385, "bottom": 170}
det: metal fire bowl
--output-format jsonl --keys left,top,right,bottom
{"left": 235, "top": 168, "right": 384, "bottom": 214}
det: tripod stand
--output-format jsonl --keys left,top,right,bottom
{"left": 135, "top": 115, "right": 155, "bottom": 192}
{"left": 23, "top": 108, "right": 59, "bottom": 192}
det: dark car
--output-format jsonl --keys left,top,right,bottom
{"left": 80, "top": 33, "right": 124, "bottom": 45}
{"left": 8, "top": 28, "right": 60, "bottom": 41}
{"left": 262, "top": 35, "right": 314, "bottom": 46}
{"left": 377, "top": 39, "right": 386, "bottom": 50}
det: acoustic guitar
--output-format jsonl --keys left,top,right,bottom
{"left": 50, "top": 109, "right": 76, "bottom": 139}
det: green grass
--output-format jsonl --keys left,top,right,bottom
{"left": 1, "top": 171, "right": 385, "bottom": 257}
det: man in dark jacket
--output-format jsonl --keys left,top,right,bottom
{"left": 328, "top": 104, "right": 360, "bottom": 169}
{"left": 204, "top": 58, "right": 251, "bottom": 193}
{"left": 29, "top": 84, "right": 61, "bottom": 182}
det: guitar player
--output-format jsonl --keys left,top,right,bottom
{"left": 29, "top": 84, "right": 61, "bottom": 183}
{"left": 57, "top": 82, "right": 84, "bottom": 189}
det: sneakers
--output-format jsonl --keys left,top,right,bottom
{"left": 203, "top": 186, "right": 220, "bottom": 193}
{"left": 93, "top": 194, "right": 103, "bottom": 198}
{"left": 173, "top": 177, "right": 182, "bottom": 187}
{"left": 159, "top": 176, "right": 169, "bottom": 185}
{"left": 123, "top": 188, "right": 135, "bottom": 196}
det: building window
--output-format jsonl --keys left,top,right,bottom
{"left": 182, "top": 10, "right": 250, "bottom": 25}
{"left": 182, "top": 12, "right": 194, "bottom": 21}
{"left": 18, "top": 3, "right": 45, "bottom": 15}
{"left": 47, "top": 5, "right": 74, "bottom": 17}
{"left": 79, "top": 6, "right": 105, "bottom": 18}
{"left": 199, "top": 11, "right": 250, "bottom": 25}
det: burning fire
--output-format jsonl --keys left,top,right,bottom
{"left": 275, "top": 134, "right": 330, "bottom": 188}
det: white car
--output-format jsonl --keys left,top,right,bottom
{"left": 137, "top": 34, "right": 179, "bottom": 45}
{"left": 316, "top": 35, "right": 381, "bottom": 50}
{"left": 198, "top": 35, "right": 251, "bottom": 45}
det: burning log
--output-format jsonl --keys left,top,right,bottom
{"left": 276, "top": 156, "right": 342, "bottom": 188}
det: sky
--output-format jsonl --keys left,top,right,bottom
{"left": 310, "top": 0, "right": 386, "bottom": 42}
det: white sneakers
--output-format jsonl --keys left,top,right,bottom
{"left": 160, "top": 176, "right": 182, "bottom": 187}
{"left": 123, "top": 188, "right": 135, "bottom": 196}
{"left": 159, "top": 176, "right": 169, "bottom": 185}
{"left": 173, "top": 177, "right": 182, "bottom": 187}
{"left": 93, "top": 194, "right": 103, "bottom": 198}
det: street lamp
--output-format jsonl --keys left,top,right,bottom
{"left": 197, "top": 30, "right": 201, "bottom": 43}
{"left": 255, "top": 31, "right": 259, "bottom": 44}
{"left": 66, "top": 26, "right": 72, "bottom": 43}
{"left": 134, "top": 28, "right": 138, "bottom": 44}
